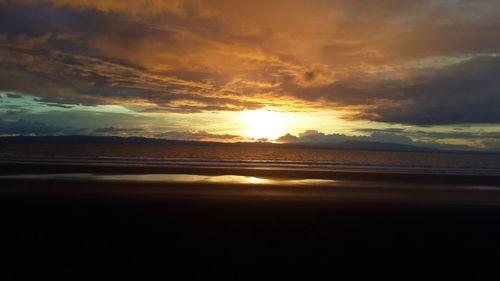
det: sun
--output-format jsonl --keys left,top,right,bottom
{"left": 239, "top": 110, "right": 289, "bottom": 141}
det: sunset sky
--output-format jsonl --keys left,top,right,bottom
{"left": 1, "top": 0, "right": 500, "bottom": 150}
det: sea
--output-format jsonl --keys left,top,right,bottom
{"left": 1, "top": 142, "right": 500, "bottom": 176}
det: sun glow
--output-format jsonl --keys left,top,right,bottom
{"left": 239, "top": 110, "right": 289, "bottom": 141}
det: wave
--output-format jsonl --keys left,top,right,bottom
{"left": 2, "top": 154, "right": 500, "bottom": 176}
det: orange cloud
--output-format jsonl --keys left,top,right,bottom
{"left": 2, "top": 0, "right": 500, "bottom": 125}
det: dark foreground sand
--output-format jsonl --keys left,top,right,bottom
{"left": 2, "top": 164, "right": 500, "bottom": 280}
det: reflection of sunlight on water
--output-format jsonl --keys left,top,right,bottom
{"left": 289, "top": 179, "right": 337, "bottom": 185}
{"left": 247, "top": 177, "right": 269, "bottom": 184}
{"left": 110, "top": 174, "right": 272, "bottom": 184}
{"left": 208, "top": 175, "right": 270, "bottom": 184}
{"left": 104, "top": 174, "right": 333, "bottom": 185}
{"left": 0, "top": 173, "right": 336, "bottom": 185}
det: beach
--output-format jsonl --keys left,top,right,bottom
{"left": 4, "top": 0, "right": 500, "bottom": 279}
{"left": 2, "top": 162, "right": 500, "bottom": 280}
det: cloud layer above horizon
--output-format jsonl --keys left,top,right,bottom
{"left": 1, "top": 0, "right": 500, "bottom": 149}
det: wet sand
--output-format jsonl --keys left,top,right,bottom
{"left": 2, "top": 164, "right": 500, "bottom": 280}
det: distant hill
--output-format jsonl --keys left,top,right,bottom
{"left": 0, "top": 135, "right": 220, "bottom": 146}
{"left": 0, "top": 135, "right": 445, "bottom": 153}
{"left": 295, "top": 140, "right": 440, "bottom": 152}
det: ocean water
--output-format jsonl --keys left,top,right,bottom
{"left": 1, "top": 142, "right": 500, "bottom": 175}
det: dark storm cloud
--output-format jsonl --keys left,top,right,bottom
{"left": 283, "top": 79, "right": 405, "bottom": 105}
{"left": 285, "top": 56, "right": 500, "bottom": 125}
{"left": 357, "top": 56, "right": 500, "bottom": 125}
{"left": 0, "top": 1, "right": 173, "bottom": 49}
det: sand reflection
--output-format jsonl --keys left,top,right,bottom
{"left": 102, "top": 174, "right": 272, "bottom": 184}
{"left": 101, "top": 174, "right": 337, "bottom": 185}
{"left": 0, "top": 173, "right": 337, "bottom": 185}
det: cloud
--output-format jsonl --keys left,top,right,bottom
{"left": 283, "top": 56, "right": 500, "bottom": 125}
{"left": 92, "top": 126, "right": 146, "bottom": 136}
{"left": 0, "top": 39, "right": 262, "bottom": 110}
{"left": 276, "top": 129, "right": 488, "bottom": 151}
{"left": 0, "top": 118, "right": 64, "bottom": 135}
{"left": 0, "top": 117, "right": 244, "bottom": 142}
{"left": 277, "top": 130, "right": 414, "bottom": 145}
{"left": 349, "top": 56, "right": 500, "bottom": 125}
{"left": 34, "top": 0, "right": 196, "bottom": 16}
{"left": 0, "top": 1, "right": 268, "bottom": 111}
{"left": 156, "top": 130, "right": 244, "bottom": 142}
{"left": 1, "top": 0, "right": 500, "bottom": 127}
{"left": 357, "top": 127, "right": 500, "bottom": 150}
{"left": 6, "top": 93, "right": 22, "bottom": 99}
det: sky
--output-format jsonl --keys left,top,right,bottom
{"left": 1, "top": 0, "right": 500, "bottom": 150}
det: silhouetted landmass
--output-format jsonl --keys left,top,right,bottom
{"left": 0, "top": 135, "right": 441, "bottom": 152}
{"left": 290, "top": 140, "right": 439, "bottom": 152}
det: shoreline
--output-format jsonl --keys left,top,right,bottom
{"left": 2, "top": 177, "right": 500, "bottom": 207}
{"left": 2, "top": 162, "right": 500, "bottom": 186}
{"left": 3, "top": 162, "right": 500, "bottom": 279}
